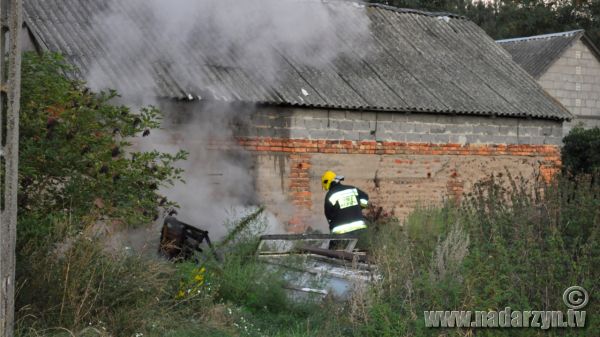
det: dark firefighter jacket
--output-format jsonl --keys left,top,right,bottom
{"left": 324, "top": 182, "right": 369, "bottom": 234}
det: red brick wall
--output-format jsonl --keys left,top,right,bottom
{"left": 238, "top": 138, "right": 561, "bottom": 157}
{"left": 288, "top": 154, "right": 312, "bottom": 232}
{"left": 235, "top": 137, "right": 561, "bottom": 232}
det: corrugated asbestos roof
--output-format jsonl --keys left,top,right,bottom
{"left": 497, "top": 30, "right": 584, "bottom": 79}
{"left": 24, "top": 0, "right": 572, "bottom": 120}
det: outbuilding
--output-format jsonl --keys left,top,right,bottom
{"left": 23, "top": 0, "right": 570, "bottom": 231}
{"left": 498, "top": 30, "right": 600, "bottom": 132}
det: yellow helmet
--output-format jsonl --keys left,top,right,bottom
{"left": 321, "top": 170, "right": 337, "bottom": 191}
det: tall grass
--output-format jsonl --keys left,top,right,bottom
{"left": 15, "top": 213, "right": 330, "bottom": 337}
{"left": 16, "top": 173, "right": 599, "bottom": 336}
{"left": 17, "top": 238, "right": 175, "bottom": 336}
{"left": 359, "top": 173, "right": 599, "bottom": 337}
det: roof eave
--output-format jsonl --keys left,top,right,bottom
{"left": 251, "top": 101, "right": 572, "bottom": 122}
{"left": 23, "top": 19, "right": 50, "bottom": 53}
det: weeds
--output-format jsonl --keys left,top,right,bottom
{"left": 16, "top": 237, "right": 180, "bottom": 336}
{"left": 428, "top": 222, "right": 469, "bottom": 283}
{"left": 359, "top": 172, "right": 599, "bottom": 337}
{"left": 16, "top": 173, "right": 600, "bottom": 336}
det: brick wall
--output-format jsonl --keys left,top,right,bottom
{"left": 156, "top": 102, "right": 564, "bottom": 233}
{"left": 238, "top": 138, "right": 561, "bottom": 232}
{"left": 538, "top": 39, "right": 600, "bottom": 132}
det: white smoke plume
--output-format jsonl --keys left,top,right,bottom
{"left": 136, "top": 101, "right": 259, "bottom": 240}
{"left": 84, "top": 0, "right": 372, "bottom": 242}
{"left": 87, "top": 0, "right": 372, "bottom": 95}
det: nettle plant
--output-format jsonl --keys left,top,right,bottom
{"left": 18, "top": 52, "right": 187, "bottom": 244}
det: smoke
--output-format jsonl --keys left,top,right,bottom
{"left": 136, "top": 101, "right": 257, "bottom": 240}
{"left": 86, "top": 0, "right": 372, "bottom": 95}
{"left": 84, "top": 0, "right": 372, "bottom": 240}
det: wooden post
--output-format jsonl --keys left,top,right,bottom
{"left": 0, "top": 0, "right": 22, "bottom": 335}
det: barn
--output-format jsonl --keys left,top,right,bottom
{"left": 498, "top": 30, "right": 600, "bottom": 132}
{"left": 23, "top": 0, "right": 571, "bottom": 232}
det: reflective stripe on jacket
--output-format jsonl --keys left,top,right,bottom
{"left": 324, "top": 182, "right": 369, "bottom": 233}
{"left": 331, "top": 220, "right": 367, "bottom": 234}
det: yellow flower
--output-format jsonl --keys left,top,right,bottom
{"left": 194, "top": 274, "right": 204, "bottom": 282}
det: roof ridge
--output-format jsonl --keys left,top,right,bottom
{"left": 363, "top": 2, "right": 466, "bottom": 19}
{"left": 318, "top": 0, "right": 467, "bottom": 19}
{"left": 496, "top": 29, "right": 584, "bottom": 44}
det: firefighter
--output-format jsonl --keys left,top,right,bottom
{"left": 321, "top": 170, "right": 369, "bottom": 243}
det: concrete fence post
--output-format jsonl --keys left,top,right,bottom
{"left": 0, "top": 0, "right": 22, "bottom": 335}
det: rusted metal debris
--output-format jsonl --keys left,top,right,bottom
{"left": 295, "top": 246, "right": 369, "bottom": 264}
{"left": 159, "top": 216, "right": 217, "bottom": 261}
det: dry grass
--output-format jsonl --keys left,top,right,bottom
{"left": 16, "top": 231, "right": 178, "bottom": 336}
{"left": 428, "top": 223, "right": 469, "bottom": 283}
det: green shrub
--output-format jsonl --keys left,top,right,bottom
{"left": 190, "top": 212, "right": 290, "bottom": 314}
{"left": 16, "top": 52, "right": 192, "bottom": 337}
{"left": 212, "top": 242, "right": 289, "bottom": 313}
{"left": 562, "top": 126, "right": 600, "bottom": 175}
{"left": 18, "top": 52, "right": 187, "bottom": 246}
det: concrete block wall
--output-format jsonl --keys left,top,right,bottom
{"left": 239, "top": 107, "right": 564, "bottom": 146}
{"left": 538, "top": 39, "right": 600, "bottom": 132}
